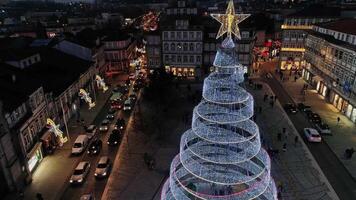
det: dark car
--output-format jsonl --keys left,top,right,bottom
{"left": 297, "top": 103, "right": 311, "bottom": 112}
{"left": 106, "top": 109, "right": 116, "bottom": 121}
{"left": 129, "top": 94, "right": 137, "bottom": 102}
{"left": 309, "top": 113, "right": 321, "bottom": 124}
{"left": 284, "top": 103, "right": 298, "bottom": 114}
{"left": 87, "top": 139, "right": 102, "bottom": 155}
{"left": 107, "top": 130, "right": 122, "bottom": 145}
{"left": 114, "top": 118, "right": 126, "bottom": 130}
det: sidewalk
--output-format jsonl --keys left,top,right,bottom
{"left": 246, "top": 81, "right": 338, "bottom": 200}
{"left": 101, "top": 85, "right": 199, "bottom": 200}
{"left": 274, "top": 72, "right": 356, "bottom": 180}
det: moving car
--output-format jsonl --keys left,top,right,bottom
{"left": 72, "top": 135, "right": 89, "bottom": 155}
{"left": 129, "top": 73, "right": 136, "bottom": 80}
{"left": 297, "top": 103, "right": 311, "bottom": 112}
{"left": 304, "top": 128, "right": 322, "bottom": 143}
{"left": 284, "top": 103, "right": 298, "bottom": 114}
{"left": 99, "top": 119, "right": 110, "bottom": 132}
{"left": 309, "top": 113, "right": 321, "bottom": 124}
{"left": 70, "top": 161, "right": 90, "bottom": 184}
{"left": 129, "top": 94, "right": 137, "bottom": 102}
{"left": 107, "top": 130, "right": 121, "bottom": 145}
{"left": 315, "top": 122, "right": 331, "bottom": 135}
{"left": 94, "top": 156, "right": 111, "bottom": 178}
{"left": 85, "top": 125, "right": 97, "bottom": 140}
{"left": 114, "top": 118, "right": 125, "bottom": 130}
{"left": 106, "top": 109, "right": 116, "bottom": 121}
{"left": 87, "top": 139, "right": 102, "bottom": 155}
{"left": 123, "top": 99, "right": 132, "bottom": 111}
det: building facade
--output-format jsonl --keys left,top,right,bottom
{"left": 304, "top": 19, "right": 356, "bottom": 123}
{"left": 280, "top": 6, "right": 339, "bottom": 70}
{"left": 145, "top": 32, "right": 161, "bottom": 70}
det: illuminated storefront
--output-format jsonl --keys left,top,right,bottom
{"left": 27, "top": 143, "right": 43, "bottom": 172}
{"left": 165, "top": 66, "right": 195, "bottom": 77}
{"left": 329, "top": 90, "right": 356, "bottom": 123}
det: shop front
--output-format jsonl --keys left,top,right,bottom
{"left": 165, "top": 65, "right": 195, "bottom": 77}
{"left": 329, "top": 90, "right": 356, "bottom": 123}
{"left": 302, "top": 68, "right": 312, "bottom": 83}
{"left": 27, "top": 143, "right": 43, "bottom": 173}
{"left": 41, "top": 128, "right": 57, "bottom": 156}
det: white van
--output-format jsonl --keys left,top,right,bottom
{"left": 72, "top": 135, "right": 89, "bottom": 155}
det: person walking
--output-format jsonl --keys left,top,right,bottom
{"left": 294, "top": 136, "right": 299, "bottom": 147}
{"left": 282, "top": 143, "right": 287, "bottom": 152}
{"left": 337, "top": 117, "right": 340, "bottom": 125}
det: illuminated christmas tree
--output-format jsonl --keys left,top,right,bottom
{"left": 160, "top": 1, "right": 277, "bottom": 199}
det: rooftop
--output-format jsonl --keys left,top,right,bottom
{"left": 307, "top": 30, "right": 356, "bottom": 52}
{"left": 317, "top": 18, "right": 356, "bottom": 35}
{"left": 287, "top": 4, "right": 340, "bottom": 18}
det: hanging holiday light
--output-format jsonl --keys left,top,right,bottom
{"left": 79, "top": 89, "right": 96, "bottom": 109}
{"left": 95, "top": 75, "right": 108, "bottom": 92}
{"left": 46, "top": 118, "right": 68, "bottom": 146}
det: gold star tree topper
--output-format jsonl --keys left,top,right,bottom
{"left": 211, "top": 0, "right": 250, "bottom": 40}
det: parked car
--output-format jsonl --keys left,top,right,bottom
{"left": 309, "top": 113, "right": 321, "bottom": 124}
{"left": 315, "top": 122, "right": 332, "bottom": 135}
{"left": 107, "top": 130, "right": 121, "bottom": 145}
{"left": 72, "top": 135, "right": 89, "bottom": 155}
{"left": 70, "top": 161, "right": 90, "bottom": 184}
{"left": 106, "top": 109, "right": 116, "bottom": 121}
{"left": 123, "top": 99, "right": 132, "bottom": 111}
{"left": 284, "top": 103, "right": 298, "bottom": 114}
{"left": 129, "top": 94, "right": 137, "bottom": 102}
{"left": 87, "top": 139, "right": 102, "bottom": 155}
{"left": 80, "top": 194, "right": 95, "bottom": 200}
{"left": 304, "top": 128, "right": 322, "bottom": 143}
{"left": 114, "top": 118, "right": 125, "bottom": 130}
{"left": 99, "top": 119, "right": 110, "bottom": 132}
{"left": 297, "top": 103, "right": 311, "bottom": 112}
{"left": 85, "top": 125, "right": 97, "bottom": 139}
{"left": 129, "top": 73, "right": 136, "bottom": 80}
{"left": 95, "top": 156, "right": 111, "bottom": 178}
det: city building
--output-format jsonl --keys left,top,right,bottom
{"left": 303, "top": 18, "right": 356, "bottom": 123}
{"left": 0, "top": 46, "right": 95, "bottom": 184}
{"left": 145, "top": 30, "right": 161, "bottom": 70}
{"left": 0, "top": 101, "right": 23, "bottom": 196}
{"left": 161, "top": 0, "right": 203, "bottom": 78}
{"left": 280, "top": 5, "right": 339, "bottom": 70}
{"left": 103, "top": 32, "right": 137, "bottom": 73}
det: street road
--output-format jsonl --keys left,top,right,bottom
{"left": 262, "top": 74, "right": 356, "bottom": 200}
{"left": 60, "top": 83, "right": 137, "bottom": 200}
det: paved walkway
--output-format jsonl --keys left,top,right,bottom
{"left": 102, "top": 81, "right": 338, "bottom": 200}
{"left": 247, "top": 81, "right": 338, "bottom": 200}
{"left": 272, "top": 70, "right": 356, "bottom": 180}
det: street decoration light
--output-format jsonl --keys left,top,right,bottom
{"left": 46, "top": 118, "right": 68, "bottom": 146}
{"left": 79, "top": 89, "right": 96, "bottom": 109}
{"left": 95, "top": 75, "right": 108, "bottom": 93}
{"left": 160, "top": 1, "right": 277, "bottom": 199}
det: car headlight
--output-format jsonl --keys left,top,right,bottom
{"left": 78, "top": 179, "right": 83, "bottom": 183}
{"left": 87, "top": 151, "right": 90, "bottom": 154}
{"left": 94, "top": 150, "right": 97, "bottom": 153}
{"left": 94, "top": 173, "right": 98, "bottom": 176}
{"left": 107, "top": 142, "right": 110, "bottom": 144}
{"left": 120, "top": 126, "right": 123, "bottom": 129}
{"left": 114, "top": 141, "right": 118, "bottom": 144}
{"left": 70, "top": 180, "right": 73, "bottom": 183}
{"left": 102, "top": 172, "right": 107, "bottom": 176}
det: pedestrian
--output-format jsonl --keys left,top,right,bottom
{"left": 282, "top": 143, "right": 287, "bottom": 152}
{"left": 337, "top": 117, "right": 340, "bottom": 125}
{"left": 277, "top": 132, "right": 282, "bottom": 141}
{"left": 36, "top": 193, "right": 44, "bottom": 200}
{"left": 294, "top": 136, "right": 299, "bottom": 147}
{"left": 294, "top": 75, "right": 297, "bottom": 82}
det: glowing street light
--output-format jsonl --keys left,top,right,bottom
{"left": 47, "top": 118, "right": 68, "bottom": 146}
{"left": 95, "top": 75, "right": 108, "bottom": 93}
{"left": 79, "top": 89, "right": 96, "bottom": 109}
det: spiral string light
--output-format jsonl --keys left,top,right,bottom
{"left": 160, "top": 1, "right": 277, "bottom": 199}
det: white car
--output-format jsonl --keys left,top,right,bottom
{"left": 94, "top": 156, "right": 111, "bottom": 178}
{"left": 304, "top": 128, "right": 322, "bottom": 143}
{"left": 123, "top": 99, "right": 132, "bottom": 111}
{"left": 315, "top": 123, "right": 331, "bottom": 135}
{"left": 99, "top": 119, "right": 110, "bottom": 132}
{"left": 70, "top": 161, "right": 90, "bottom": 184}
{"left": 85, "top": 125, "right": 97, "bottom": 139}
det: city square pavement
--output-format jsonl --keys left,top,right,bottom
{"left": 102, "top": 81, "right": 338, "bottom": 200}
{"left": 270, "top": 68, "right": 356, "bottom": 181}
{"left": 4, "top": 75, "right": 126, "bottom": 200}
